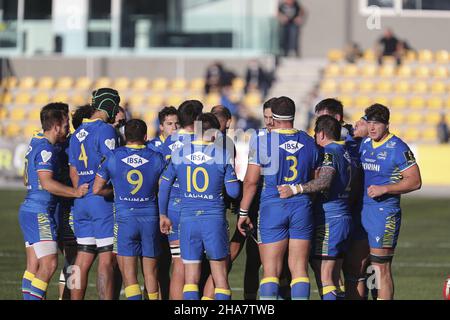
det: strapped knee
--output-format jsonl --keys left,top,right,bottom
{"left": 77, "top": 244, "right": 97, "bottom": 254}
{"left": 369, "top": 254, "right": 393, "bottom": 264}
{"left": 97, "top": 244, "right": 114, "bottom": 253}
{"left": 170, "top": 245, "right": 181, "bottom": 258}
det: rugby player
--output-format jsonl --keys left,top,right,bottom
{"left": 93, "top": 119, "right": 166, "bottom": 300}
{"left": 19, "top": 104, "right": 89, "bottom": 300}
{"left": 359, "top": 104, "right": 422, "bottom": 300}
{"left": 159, "top": 113, "right": 240, "bottom": 300}
{"left": 149, "top": 106, "right": 179, "bottom": 150}
{"left": 158, "top": 100, "right": 203, "bottom": 300}
{"left": 68, "top": 88, "right": 121, "bottom": 300}
{"left": 315, "top": 98, "right": 354, "bottom": 140}
{"left": 238, "top": 97, "right": 322, "bottom": 300}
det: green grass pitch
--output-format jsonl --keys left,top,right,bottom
{"left": 0, "top": 189, "right": 449, "bottom": 300}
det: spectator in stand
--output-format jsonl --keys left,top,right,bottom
{"left": 345, "top": 42, "right": 363, "bottom": 64}
{"left": 244, "top": 60, "right": 273, "bottom": 99}
{"left": 376, "top": 28, "right": 403, "bottom": 65}
{"left": 437, "top": 114, "right": 449, "bottom": 144}
{"left": 278, "top": 0, "right": 306, "bottom": 57}
{"left": 205, "top": 62, "right": 225, "bottom": 94}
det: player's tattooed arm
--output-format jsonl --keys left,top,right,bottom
{"left": 301, "top": 166, "right": 335, "bottom": 193}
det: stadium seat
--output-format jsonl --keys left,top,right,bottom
{"left": 415, "top": 66, "right": 431, "bottom": 78}
{"left": 19, "top": 77, "right": 36, "bottom": 90}
{"left": 424, "top": 113, "right": 442, "bottom": 126}
{"left": 147, "top": 95, "right": 164, "bottom": 107}
{"left": 363, "top": 49, "right": 376, "bottom": 62}
{"left": 0, "top": 108, "right": 7, "bottom": 120}
{"left": 190, "top": 78, "right": 205, "bottom": 92}
{"left": 113, "top": 77, "right": 130, "bottom": 91}
{"left": 339, "top": 95, "right": 353, "bottom": 108}
{"left": 355, "top": 96, "right": 371, "bottom": 109}
{"left": 1, "top": 76, "right": 17, "bottom": 89}
{"left": 171, "top": 78, "right": 187, "bottom": 91}
{"left": 422, "top": 128, "right": 438, "bottom": 142}
{"left": 15, "top": 93, "right": 32, "bottom": 105}
{"left": 389, "top": 113, "right": 405, "bottom": 125}
{"left": 94, "top": 77, "right": 111, "bottom": 89}
{"left": 397, "top": 65, "right": 412, "bottom": 78}
{"left": 394, "top": 81, "right": 410, "bottom": 94}
{"left": 71, "top": 94, "right": 88, "bottom": 106}
{"left": 446, "top": 97, "right": 450, "bottom": 109}
{"left": 343, "top": 64, "right": 359, "bottom": 77}
{"left": 5, "top": 123, "right": 21, "bottom": 137}
{"left": 404, "top": 128, "right": 420, "bottom": 142}
{"left": 151, "top": 78, "right": 169, "bottom": 91}
{"left": 427, "top": 97, "right": 443, "bottom": 110}
{"left": 431, "top": 81, "right": 446, "bottom": 94}
{"left": 53, "top": 93, "right": 70, "bottom": 104}
{"left": 28, "top": 108, "right": 41, "bottom": 122}
{"left": 320, "top": 79, "right": 337, "bottom": 94}
{"left": 10, "top": 107, "right": 26, "bottom": 121}
{"left": 412, "top": 81, "right": 428, "bottom": 94}
{"left": 132, "top": 77, "right": 149, "bottom": 91}
{"left": 75, "top": 77, "right": 92, "bottom": 90}
{"left": 361, "top": 64, "right": 377, "bottom": 77}
{"left": 340, "top": 80, "right": 356, "bottom": 93}
{"left": 37, "top": 77, "right": 54, "bottom": 90}
{"left": 373, "top": 96, "right": 389, "bottom": 106}
{"left": 381, "top": 56, "right": 397, "bottom": 65}
{"left": 376, "top": 81, "right": 393, "bottom": 94}
{"left": 205, "top": 93, "right": 221, "bottom": 107}
{"left": 379, "top": 65, "right": 395, "bottom": 78}
{"left": 433, "top": 66, "right": 448, "bottom": 79}
{"left": 243, "top": 93, "right": 262, "bottom": 108}
{"left": 0, "top": 92, "right": 13, "bottom": 105}
{"left": 55, "top": 77, "right": 74, "bottom": 90}
{"left": 409, "top": 96, "right": 426, "bottom": 110}
{"left": 24, "top": 123, "right": 41, "bottom": 138}
{"left": 186, "top": 94, "right": 204, "bottom": 102}
{"left": 358, "top": 81, "right": 375, "bottom": 93}
{"left": 327, "top": 49, "right": 344, "bottom": 62}
{"left": 166, "top": 95, "right": 184, "bottom": 107}
{"left": 33, "top": 92, "right": 51, "bottom": 105}
{"left": 143, "top": 111, "right": 157, "bottom": 123}
{"left": 350, "top": 111, "right": 364, "bottom": 123}
{"left": 435, "top": 50, "right": 449, "bottom": 64}
{"left": 390, "top": 127, "right": 403, "bottom": 137}
{"left": 232, "top": 78, "right": 245, "bottom": 92}
{"left": 418, "top": 50, "right": 434, "bottom": 63}
{"left": 128, "top": 95, "right": 145, "bottom": 108}
{"left": 324, "top": 64, "right": 340, "bottom": 78}
{"left": 406, "top": 112, "right": 423, "bottom": 125}
{"left": 391, "top": 96, "right": 408, "bottom": 109}
{"left": 403, "top": 50, "right": 417, "bottom": 63}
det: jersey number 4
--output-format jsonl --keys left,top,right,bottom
{"left": 79, "top": 143, "right": 88, "bottom": 168}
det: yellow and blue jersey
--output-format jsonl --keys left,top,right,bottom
{"left": 22, "top": 134, "right": 58, "bottom": 212}
{"left": 68, "top": 118, "right": 118, "bottom": 194}
{"left": 159, "top": 140, "right": 240, "bottom": 217}
{"left": 249, "top": 128, "right": 322, "bottom": 204}
{"left": 148, "top": 134, "right": 166, "bottom": 152}
{"left": 316, "top": 141, "right": 354, "bottom": 217}
{"left": 359, "top": 133, "right": 417, "bottom": 207}
{"left": 97, "top": 145, "right": 165, "bottom": 214}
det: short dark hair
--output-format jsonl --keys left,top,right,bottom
{"left": 365, "top": 103, "right": 390, "bottom": 124}
{"left": 125, "top": 119, "right": 147, "bottom": 143}
{"left": 158, "top": 106, "right": 178, "bottom": 124}
{"left": 40, "top": 102, "right": 69, "bottom": 125}
{"left": 72, "top": 104, "right": 95, "bottom": 130}
{"left": 41, "top": 108, "right": 67, "bottom": 132}
{"left": 271, "top": 96, "right": 295, "bottom": 121}
{"left": 315, "top": 98, "right": 344, "bottom": 119}
{"left": 263, "top": 97, "right": 277, "bottom": 110}
{"left": 211, "top": 105, "right": 232, "bottom": 121}
{"left": 198, "top": 113, "right": 220, "bottom": 133}
{"left": 315, "top": 115, "right": 341, "bottom": 141}
{"left": 178, "top": 100, "right": 203, "bottom": 128}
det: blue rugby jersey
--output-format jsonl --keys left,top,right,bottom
{"left": 359, "top": 133, "right": 417, "bottom": 207}
{"left": 159, "top": 140, "right": 240, "bottom": 217}
{"left": 97, "top": 145, "right": 166, "bottom": 215}
{"left": 68, "top": 118, "right": 118, "bottom": 193}
{"left": 148, "top": 134, "right": 166, "bottom": 153}
{"left": 249, "top": 128, "right": 322, "bottom": 204}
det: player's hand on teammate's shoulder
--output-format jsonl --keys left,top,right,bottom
{"left": 277, "top": 184, "right": 294, "bottom": 199}
{"left": 367, "top": 185, "right": 388, "bottom": 198}
{"left": 160, "top": 215, "right": 172, "bottom": 235}
{"left": 75, "top": 183, "right": 89, "bottom": 198}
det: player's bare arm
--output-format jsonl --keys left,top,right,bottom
{"left": 238, "top": 164, "right": 260, "bottom": 235}
{"left": 38, "top": 171, "right": 88, "bottom": 198}
{"left": 277, "top": 166, "right": 335, "bottom": 198}
{"left": 92, "top": 175, "right": 114, "bottom": 197}
{"left": 368, "top": 164, "right": 422, "bottom": 198}
{"left": 69, "top": 165, "right": 79, "bottom": 188}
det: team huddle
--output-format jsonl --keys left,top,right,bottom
{"left": 18, "top": 87, "right": 422, "bottom": 300}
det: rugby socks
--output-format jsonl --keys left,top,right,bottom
{"left": 148, "top": 292, "right": 159, "bottom": 300}
{"left": 124, "top": 284, "right": 142, "bottom": 300}
{"left": 321, "top": 285, "right": 338, "bottom": 301}
{"left": 259, "top": 277, "right": 279, "bottom": 300}
{"left": 201, "top": 296, "right": 214, "bottom": 300}
{"left": 290, "top": 277, "right": 310, "bottom": 300}
{"left": 28, "top": 278, "right": 48, "bottom": 300}
{"left": 337, "top": 285, "right": 346, "bottom": 300}
{"left": 183, "top": 284, "right": 200, "bottom": 300}
{"left": 22, "top": 271, "right": 34, "bottom": 300}
{"left": 214, "top": 288, "right": 232, "bottom": 300}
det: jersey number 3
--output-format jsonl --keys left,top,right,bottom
{"left": 284, "top": 156, "right": 298, "bottom": 182}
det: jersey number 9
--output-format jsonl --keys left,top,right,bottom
{"left": 127, "top": 169, "right": 143, "bottom": 195}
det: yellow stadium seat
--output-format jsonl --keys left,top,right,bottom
{"left": 389, "top": 113, "right": 405, "bottom": 125}
{"left": 171, "top": 78, "right": 187, "bottom": 91}
{"left": 55, "top": 77, "right": 74, "bottom": 90}
{"left": 376, "top": 81, "right": 392, "bottom": 94}
{"left": 75, "top": 77, "right": 92, "bottom": 90}
{"left": 422, "top": 128, "right": 438, "bottom": 142}
{"left": 132, "top": 78, "right": 149, "bottom": 91}
{"left": 397, "top": 65, "right": 412, "bottom": 78}
{"left": 435, "top": 50, "right": 449, "bottom": 64}
{"left": 94, "top": 77, "right": 111, "bottom": 89}
{"left": 361, "top": 64, "right": 377, "bottom": 78}
{"left": 37, "top": 77, "right": 54, "bottom": 90}
{"left": 343, "top": 64, "right": 359, "bottom": 77}
{"left": 431, "top": 81, "right": 446, "bottom": 94}
{"left": 147, "top": 95, "right": 164, "bottom": 107}
{"left": 186, "top": 94, "right": 204, "bottom": 102}
{"left": 446, "top": 98, "right": 450, "bottom": 109}
{"left": 71, "top": 94, "right": 88, "bottom": 106}
{"left": 5, "top": 123, "right": 21, "bottom": 137}
{"left": 391, "top": 96, "right": 408, "bottom": 109}
{"left": 373, "top": 96, "right": 389, "bottom": 106}
{"left": 358, "top": 81, "right": 375, "bottom": 93}
{"left": 355, "top": 96, "right": 371, "bottom": 109}
{"left": 243, "top": 93, "right": 262, "bottom": 108}
{"left": 1, "top": 76, "right": 17, "bottom": 89}
{"left": 0, "top": 92, "right": 13, "bottom": 105}
{"left": 406, "top": 113, "right": 423, "bottom": 125}
{"left": 390, "top": 127, "right": 403, "bottom": 137}
{"left": 232, "top": 78, "right": 245, "bottom": 92}
{"left": 403, "top": 128, "right": 420, "bottom": 142}
{"left": 320, "top": 79, "right": 337, "bottom": 94}
{"left": 143, "top": 111, "right": 157, "bottom": 123}
{"left": 328, "top": 49, "right": 344, "bottom": 62}
{"left": 382, "top": 56, "right": 397, "bottom": 65}
{"left": 418, "top": 50, "right": 434, "bottom": 63}
{"left": 0, "top": 108, "right": 7, "bottom": 120}
{"left": 24, "top": 124, "right": 42, "bottom": 139}
{"left": 410, "top": 96, "right": 425, "bottom": 110}
{"left": 152, "top": 78, "right": 169, "bottom": 91}
{"left": 412, "top": 81, "right": 428, "bottom": 94}
{"left": 433, "top": 66, "right": 448, "bottom": 79}
{"left": 427, "top": 97, "right": 443, "bottom": 110}
{"left": 424, "top": 113, "right": 442, "bottom": 126}
{"left": 340, "top": 80, "right": 356, "bottom": 93}
{"left": 128, "top": 95, "right": 145, "bottom": 108}
{"left": 15, "top": 93, "right": 32, "bottom": 105}
{"left": 166, "top": 95, "right": 184, "bottom": 107}
{"left": 33, "top": 93, "right": 51, "bottom": 105}
{"left": 190, "top": 78, "right": 205, "bottom": 92}
{"left": 9, "top": 107, "right": 26, "bottom": 121}
{"left": 403, "top": 50, "right": 417, "bottom": 63}
{"left": 325, "top": 64, "right": 340, "bottom": 78}
{"left": 394, "top": 81, "right": 410, "bottom": 94}
{"left": 379, "top": 65, "right": 395, "bottom": 78}
{"left": 205, "top": 93, "right": 221, "bottom": 107}
{"left": 28, "top": 108, "right": 41, "bottom": 121}
{"left": 53, "top": 93, "right": 70, "bottom": 104}
{"left": 113, "top": 77, "right": 130, "bottom": 91}
{"left": 19, "top": 77, "right": 36, "bottom": 90}
{"left": 350, "top": 111, "right": 365, "bottom": 123}
{"left": 363, "top": 49, "right": 376, "bottom": 62}
{"left": 339, "top": 95, "right": 353, "bottom": 108}
{"left": 415, "top": 66, "right": 430, "bottom": 78}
